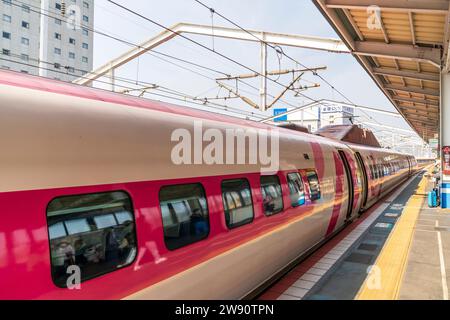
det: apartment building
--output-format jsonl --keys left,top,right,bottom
{"left": 1, "top": 0, "right": 94, "bottom": 82}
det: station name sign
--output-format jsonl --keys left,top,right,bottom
{"left": 321, "top": 104, "right": 354, "bottom": 115}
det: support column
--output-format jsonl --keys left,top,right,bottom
{"left": 441, "top": 72, "right": 450, "bottom": 208}
{"left": 260, "top": 34, "right": 267, "bottom": 112}
{"left": 39, "top": 0, "right": 50, "bottom": 78}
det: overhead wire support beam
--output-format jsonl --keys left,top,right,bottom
{"left": 215, "top": 66, "right": 327, "bottom": 81}
{"left": 73, "top": 22, "right": 348, "bottom": 86}
{"left": 260, "top": 37, "right": 267, "bottom": 112}
{"left": 120, "top": 84, "right": 159, "bottom": 94}
{"left": 293, "top": 84, "right": 321, "bottom": 95}
{"left": 216, "top": 82, "right": 259, "bottom": 109}
{"left": 193, "top": 96, "right": 239, "bottom": 102}
{"left": 267, "top": 72, "right": 304, "bottom": 110}
{"left": 178, "top": 23, "right": 350, "bottom": 53}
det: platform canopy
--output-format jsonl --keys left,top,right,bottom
{"left": 313, "top": 0, "right": 450, "bottom": 142}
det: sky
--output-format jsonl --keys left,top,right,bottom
{"left": 91, "top": 0, "right": 416, "bottom": 135}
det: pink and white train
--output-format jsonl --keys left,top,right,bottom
{"left": 0, "top": 70, "right": 418, "bottom": 299}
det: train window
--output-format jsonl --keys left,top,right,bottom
{"left": 48, "top": 222, "right": 67, "bottom": 240}
{"left": 261, "top": 175, "right": 284, "bottom": 216}
{"left": 287, "top": 173, "right": 305, "bottom": 207}
{"left": 373, "top": 165, "right": 379, "bottom": 179}
{"left": 378, "top": 164, "right": 384, "bottom": 178}
{"left": 47, "top": 191, "right": 137, "bottom": 288}
{"left": 159, "top": 183, "right": 209, "bottom": 250}
{"left": 222, "top": 179, "right": 254, "bottom": 229}
{"left": 306, "top": 170, "right": 321, "bottom": 201}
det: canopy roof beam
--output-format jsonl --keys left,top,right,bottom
{"left": 324, "top": 0, "right": 450, "bottom": 14}
{"left": 393, "top": 96, "right": 439, "bottom": 106}
{"left": 354, "top": 41, "right": 441, "bottom": 68}
{"left": 372, "top": 67, "right": 440, "bottom": 82}
{"left": 385, "top": 84, "right": 440, "bottom": 96}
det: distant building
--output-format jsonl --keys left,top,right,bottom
{"left": 273, "top": 100, "right": 355, "bottom": 133}
{"left": 1, "top": 0, "right": 94, "bottom": 82}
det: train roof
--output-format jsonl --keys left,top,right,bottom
{"left": 0, "top": 70, "right": 410, "bottom": 157}
{"left": 316, "top": 125, "right": 382, "bottom": 148}
{"left": 0, "top": 70, "right": 337, "bottom": 142}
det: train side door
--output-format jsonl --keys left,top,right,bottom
{"left": 407, "top": 157, "right": 412, "bottom": 175}
{"left": 354, "top": 152, "right": 368, "bottom": 209}
{"left": 338, "top": 150, "right": 354, "bottom": 220}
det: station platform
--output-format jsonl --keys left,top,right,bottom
{"left": 258, "top": 167, "right": 450, "bottom": 300}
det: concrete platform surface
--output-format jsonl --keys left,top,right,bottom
{"left": 259, "top": 166, "right": 450, "bottom": 300}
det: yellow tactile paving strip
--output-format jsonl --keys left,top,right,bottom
{"left": 356, "top": 169, "right": 431, "bottom": 300}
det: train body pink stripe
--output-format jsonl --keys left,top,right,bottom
{"left": 0, "top": 170, "right": 322, "bottom": 299}
{"left": 326, "top": 152, "right": 344, "bottom": 236}
{"left": 345, "top": 150, "right": 360, "bottom": 211}
{"left": 310, "top": 142, "right": 325, "bottom": 181}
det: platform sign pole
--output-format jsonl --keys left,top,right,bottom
{"left": 441, "top": 72, "right": 450, "bottom": 208}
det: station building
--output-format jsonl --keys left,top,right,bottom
{"left": 274, "top": 100, "right": 355, "bottom": 133}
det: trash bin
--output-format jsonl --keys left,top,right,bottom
{"left": 428, "top": 189, "right": 438, "bottom": 208}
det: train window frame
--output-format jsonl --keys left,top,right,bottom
{"left": 306, "top": 170, "right": 321, "bottom": 201}
{"left": 260, "top": 175, "right": 284, "bottom": 216}
{"left": 221, "top": 178, "right": 255, "bottom": 229}
{"left": 286, "top": 172, "right": 306, "bottom": 208}
{"left": 159, "top": 183, "right": 210, "bottom": 251}
{"left": 46, "top": 190, "right": 138, "bottom": 289}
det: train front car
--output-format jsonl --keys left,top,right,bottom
{"left": 0, "top": 70, "right": 418, "bottom": 300}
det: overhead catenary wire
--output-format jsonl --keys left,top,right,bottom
{"left": 2, "top": 46, "right": 324, "bottom": 121}
{"left": 5, "top": 1, "right": 263, "bottom": 108}
{"left": 8, "top": 0, "right": 328, "bottom": 120}
{"left": 8, "top": 0, "right": 377, "bottom": 126}
{"left": 105, "top": 0, "right": 336, "bottom": 108}
{"left": 106, "top": 0, "right": 381, "bottom": 125}
{"left": 0, "top": 53, "right": 267, "bottom": 120}
{"left": 9, "top": 0, "right": 230, "bottom": 78}
{"left": 6, "top": 0, "right": 309, "bottom": 118}
{"left": 1, "top": 54, "right": 406, "bottom": 135}
{"left": 192, "top": 0, "right": 382, "bottom": 125}
{"left": 7, "top": 0, "right": 377, "bottom": 124}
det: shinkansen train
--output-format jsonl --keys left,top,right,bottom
{"left": 0, "top": 70, "right": 418, "bottom": 299}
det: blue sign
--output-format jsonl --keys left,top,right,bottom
{"left": 273, "top": 108, "right": 288, "bottom": 122}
